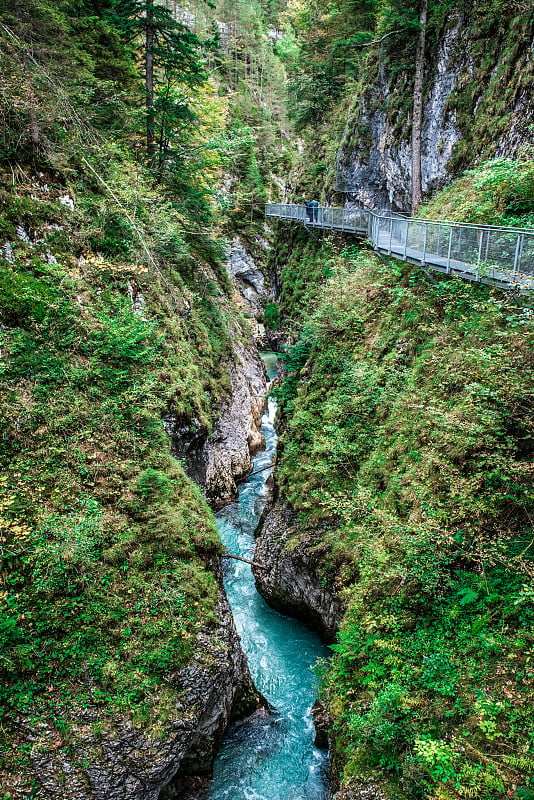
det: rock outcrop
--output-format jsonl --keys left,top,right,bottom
{"left": 203, "top": 341, "right": 266, "bottom": 507}
{"left": 336, "top": 11, "right": 534, "bottom": 210}
{"left": 252, "top": 496, "right": 344, "bottom": 644}
{"left": 227, "top": 237, "right": 268, "bottom": 319}
{"left": 24, "top": 568, "right": 259, "bottom": 800}
{"left": 164, "top": 341, "right": 267, "bottom": 508}
{"left": 336, "top": 17, "right": 463, "bottom": 210}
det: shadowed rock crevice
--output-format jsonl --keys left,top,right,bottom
{"left": 252, "top": 497, "right": 344, "bottom": 645}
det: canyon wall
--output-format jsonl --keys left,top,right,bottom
{"left": 336, "top": 8, "right": 534, "bottom": 210}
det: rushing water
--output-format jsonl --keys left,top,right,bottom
{"left": 208, "top": 353, "right": 329, "bottom": 800}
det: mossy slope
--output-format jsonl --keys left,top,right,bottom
{"left": 274, "top": 244, "right": 534, "bottom": 799}
{"left": 0, "top": 163, "right": 250, "bottom": 794}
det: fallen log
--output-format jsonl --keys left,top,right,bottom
{"left": 221, "top": 553, "right": 269, "bottom": 571}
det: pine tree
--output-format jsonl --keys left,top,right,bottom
{"left": 108, "top": 0, "right": 205, "bottom": 161}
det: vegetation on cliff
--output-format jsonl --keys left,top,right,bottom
{"left": 0, "top": 0, "right": 287, "bottom": 793}
{"left": 3, "top": 0, "right": 534, "bottom": 797}
{"left": 265, "top": 3, "right": 534, "bottom": 796}
{"left": 272, "top": 238, "right": 534, "bottom": 798}
{"left": 418, "top": 158, "right": 534, "bottom": 229}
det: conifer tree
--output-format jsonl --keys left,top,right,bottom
{"left": 108, "top": 0, "right": 205, "bottom": 161}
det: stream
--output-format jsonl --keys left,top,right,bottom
{"left": 208, "top": 353, "right": 329, "bottom": 800}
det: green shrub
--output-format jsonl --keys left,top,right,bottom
{"left": 275, "top": 246, "right": 534, "bottom": 798}
{"left": 263, "top": 300, "right": 281, "bottom": 329}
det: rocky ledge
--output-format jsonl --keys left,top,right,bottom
{"left": 164, "top": 340, "right": 267, "bottom": 509}
{"left": 252, "top": 495, "right": 344, "bottom": 644}
{"left": 24, "top": 565, "right": 260, "bottom": 800}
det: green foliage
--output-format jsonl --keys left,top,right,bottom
{"left": 280, "top": 0, "right": 376, "bottom": 129}
{"left": 419, "top": 158, "right": 534, "bottom": 228}
{"left": 0, "top": 0, "right": 138, "bottom": 162}
{"left": 136, "top": 468, "right": 171, "bottom": 500}
{"left": 270, "top": 227, "right": 339, "bottom": 324}
{"left": 274, "top": 244, "right": 534, "bottom": 798}
{"left": 263, "top": 299, "right": 281, "bottom": 329}
{"left": 0, "top": 65, "right": 240, "bottom": 789}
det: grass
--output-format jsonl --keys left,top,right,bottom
{"left": 417, "top": 158, "right": 534, "bottom": 228}
{"left": 0, "top": 163, "right": 242, "bottom": 794}
{"left": 274, "top": 243, "right": 534, "bottom": 799}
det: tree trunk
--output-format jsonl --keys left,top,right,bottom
{"left": 156, "top": 82, "right": 170, "bottom": 183}
{"left": 411, "top": 0, "right": 427, "bottom": 213}
{"left": 146, "top": 0, "right": 155, "bottom": 159}
{"left": 234, "top": 7, "right": 238, "bottom": 87}
{"left": 22, "top": 51, "right": 40, "bottom": 151}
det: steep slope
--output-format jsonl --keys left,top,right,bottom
{"left": 257, "top": 7, "right": 534, "bottom": 793}
{"left": 0, "top": 158, "right": 265, "bottom": 800}
{"left": 0, "top": 0, "right": 289, "bottom": 795}
{"left": 256, "top": 242, "right": 534, "bottom": 799}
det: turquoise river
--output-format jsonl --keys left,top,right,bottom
{"left": 208, "top": 352, "right": 329, "bottom": 800}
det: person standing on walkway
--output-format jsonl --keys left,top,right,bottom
{"left": 311, "top": 199, "right": 319, "bottom": 223}
{"left": 304, "top": 199, "right": 313, "bottom": 223}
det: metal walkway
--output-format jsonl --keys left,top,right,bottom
{"left": 265, "top": 203, "right": 534, "bottom": 291}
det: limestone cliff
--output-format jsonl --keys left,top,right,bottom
{"left": 336, "top": 7, "right": 534, "bottom": 210}
{"left": 227, "top": 236, "right": 269, "bottom": 321}
{"left": 253, "top": 494, "right": 344, "bottom": 644}
{"left": 164, "top": 340, "right": 267, "bottom": 509}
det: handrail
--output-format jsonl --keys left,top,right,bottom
{"left": 265, "top": 203, "right": 534, "bottom": 291}
{"left": 267, "top": 203, "right": 534, "bottom": 234}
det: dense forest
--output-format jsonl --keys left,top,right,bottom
{"left": 1, "top": 1, "right": 534, "bottom": 799}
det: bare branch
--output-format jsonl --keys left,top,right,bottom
{"left": 356, "top": 30, "right": 400, "bottom": 48}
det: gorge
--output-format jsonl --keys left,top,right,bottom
{"left": 1, "top": 2, "right": 534, "bottom": 800}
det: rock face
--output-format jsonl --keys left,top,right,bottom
{"left": 336, "top": 18, "right": 463, "bottom": 210}
{"left": 227, "top": 237, "right": 268, "bottom": 318}
{"left": 164, "top": 341, "right": 267, "bottom": 508}
{"left": 26, "top": 570, "right": 259, "bottom": 800}
{"left": 226, "top": 236, "right": 274, "bottom": 346}
{"left": 252, "top": 496, "right": 344, "bottom": 644}
{"left": 336, "top": 12, "right": 534, "bottom": 211}
{"left": 203, "top": 341, "right": 267, "bottom": 507}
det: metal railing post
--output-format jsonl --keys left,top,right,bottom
{"left": 476, "top": 229, "right": 484, "bottom": 281}
{"left": 422, "top": 223, "right": 428, "bottom": 264}
{"left": 446, "top": 227, "right": 453, "bottom": 273}
{"left": 403, "top": 220, "right": 409, "bottom": 258}
{"left": 388, "top": 217, "right": 393, "bottom": 254}
{"left": 513, "top": 233, "right": 523, "bottom": 275}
